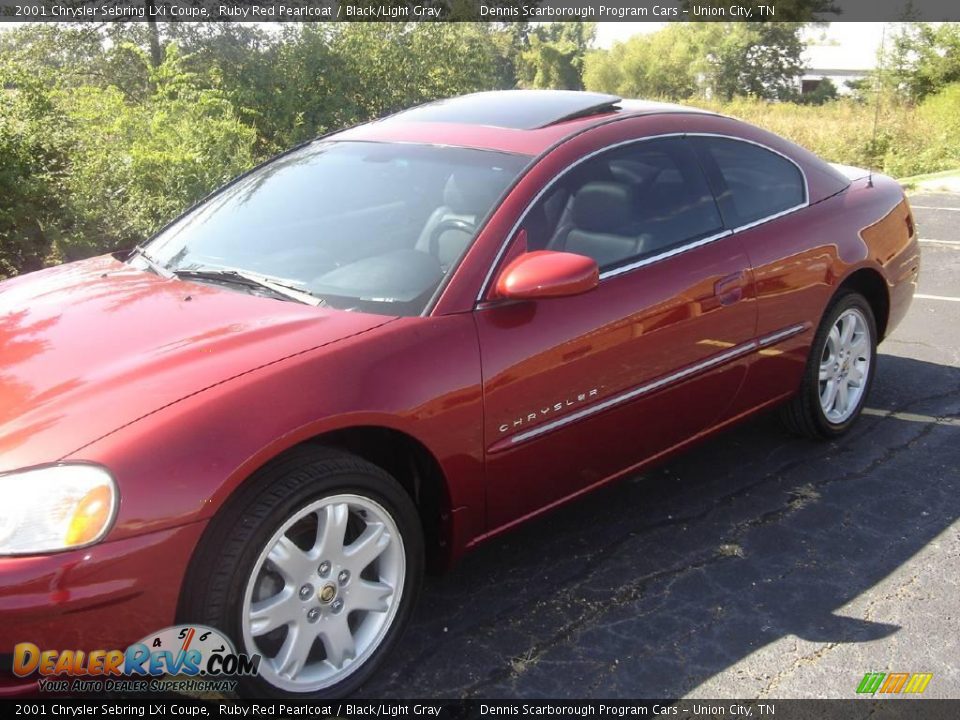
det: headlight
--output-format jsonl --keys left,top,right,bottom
{"left": 0, "top": 464, "right": 118, "bottom": 555}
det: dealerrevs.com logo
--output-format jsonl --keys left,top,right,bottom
{"left": 856, "top": 672, "right": 934, "bottom": 696}
{"left": 14, "top": 625, "right": 261, "bottom": 694}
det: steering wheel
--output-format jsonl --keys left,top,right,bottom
{"left": 428, "top": 217, "right": 476, "bottom": 263}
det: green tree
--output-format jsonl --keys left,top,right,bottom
{"left": 222, "top": 23, "right": 510, "bottom": 152}
{"left": 881, "top": 23, "right": 960, "bottom": 102}
{"left": 583, "top": 24, "right": 703, "bottom": 98}
{"left": 165, "top": 23, "right": 286, "bottom": 155}
{"left": 516, "top": 22, "right": 596, "bottom": 90}
{"left": 0, "top": 65, "right": 70, "bottom": 278}
{"left": 584, "top": 23, "right": 804, "bottom": 102}
{"left": 57, "top": 43, "right": 256, "bottom": 255}
{"left": 699, "top": 23, "right": 804, "bottom": 101}
{"left": 798, "top": 77, "right": 839, "bottom": 105}
{"left": 330, "top": 23, "right": 506, "bottom": 115}
{"left": 57, "top": 0, "right": 167, "bottom": 69}
{"left": 486, "top": 22, "right": 532, "bottom": 90}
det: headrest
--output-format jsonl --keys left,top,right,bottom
{"left": 443, "top": 170, "right": 502, "bottom": 216}
{"left": 609, "top": 159, "right": 662, "bottom": 187}
{"left": 571, "top": 182, "right": 634, "bottom": 233}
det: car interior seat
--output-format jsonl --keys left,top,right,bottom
{"left": 547, "top": 181, "right": 647, "bottom": 269}
{"left": 415, "top": 170, "right": 504, "bottom": 270}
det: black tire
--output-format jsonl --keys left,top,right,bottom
{"left": 178, "top": 445, "right": 423, "bottom": 699}
{"left": 779, "top": 290, "right": 878, "bottom": 439}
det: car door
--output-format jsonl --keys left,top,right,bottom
{"left": 689, "top": 135, "right": 815, "bottom": 416}
{"left": 475, "top": 137, "right": 758, "bottom": 531}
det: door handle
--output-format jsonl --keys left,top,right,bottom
{"left": 714, "top": 271, "right": 745, "bottom": 306}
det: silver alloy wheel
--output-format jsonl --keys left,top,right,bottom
{"left": 241, "top": 494, "right": 405, "bottom": 693}
{"left": 818, "top": 307, "right": 872, "bottom": 424}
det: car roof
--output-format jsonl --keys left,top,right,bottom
{"left": 331, "top": 90, "right": 716, "bottom": 157}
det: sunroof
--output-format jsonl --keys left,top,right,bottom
{"left": 387, "top": 90, "right": 622, "bottom": 130}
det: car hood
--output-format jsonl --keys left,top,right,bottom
{"left": 0, "top": 255, "right": 394, "bottom": 472}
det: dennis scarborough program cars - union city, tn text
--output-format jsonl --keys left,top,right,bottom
{"left": 0, "top": 90, "right": 919, "bottom": 698}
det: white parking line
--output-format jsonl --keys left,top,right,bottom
{"left": 863, "top": 408, "right": 960, "bottom": 427}
{"left": 920, "top": 238, "right": 960, "bottom": 248}
{"left": 911, "top": 205, "right": 960, "bottom": 211}
{"left": 915, "top": 293, "right": 960, "bottom": 302}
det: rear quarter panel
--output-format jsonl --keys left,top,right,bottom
{"left": 728, "top": 172, "right": 918, "bottom": 415}
{"left": 856, "top": 178, "right": 920, "bottom": 335}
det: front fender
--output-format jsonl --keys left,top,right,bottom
{"left": 66, "top": 314, "right": 485, "bottom": 547}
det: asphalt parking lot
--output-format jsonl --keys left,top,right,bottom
{"left": 361, "top": 193, "right": 960, "bottom": 700}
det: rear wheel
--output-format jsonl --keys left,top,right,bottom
{"left": 779, "top": 291, "right": 877, "bottom": 439}
{"left": 179, "top": 447, "right": 423, "bottom": 698}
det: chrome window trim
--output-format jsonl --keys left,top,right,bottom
{"left": 498, "top": 321, "right": 809, "bottom": 449}
{"left": 599, "top": 229, "right": 732, "bottom": 280}
{"left": 732, "top": 203, "right": 808, "bottom": 234}
{"left": 475, "top": 132, "right": 810, "bottom": 303}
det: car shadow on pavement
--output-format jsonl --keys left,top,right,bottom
{"left": 360, "top": 353, "right": 960, "bottom": 698}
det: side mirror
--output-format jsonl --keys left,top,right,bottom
{"left": 495, "top": 250, "right": 599, "bottom": 301}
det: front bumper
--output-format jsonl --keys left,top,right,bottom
{"left": 0, "top": 520, "right": 206, "bottom": 695}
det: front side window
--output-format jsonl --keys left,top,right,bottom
{"left": 519, "top": 137, "right": 724, "bottom": 272}
{"left": 143, "top": 141, "right": 528, "bottom": 315}
{"left": 692, "top": 137, "right": 806, "bottom": 228}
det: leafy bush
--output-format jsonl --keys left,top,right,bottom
{"left": 584, "top": 23, "right": 804, "bottom": 102}
{"left": 57, "top": 44, "right": 255, "bottom": 258}
{"left": 1, "top": 43, "right": 254, "bottom": 279}
{"left": 797, "top": 78, "right": 838, "bottom": 105}
{"left": 912, "top": 83, "right": 960, "bottom": 173}
{"left": 0, "top": 67, "right": 70, "bottom": 279}
{"left": 3, "top": 23, "right": 959, "bottom": 281}
{"left": 695, "top": 94, "right": 960, "bottom": 178}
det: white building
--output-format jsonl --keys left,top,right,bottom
{"left": 800, "top": 41, "right": 878, "bottom": 96}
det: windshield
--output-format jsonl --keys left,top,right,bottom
{"left": 143, "top": 141, "right": 528, "bottom": 315}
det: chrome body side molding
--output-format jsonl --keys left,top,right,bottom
{"left": 492, "top": 322, "right": 811, "bottom": 451}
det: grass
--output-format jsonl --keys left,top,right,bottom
{"left": 898, "top": 168, "right": 960, "bottom": 192}
{"left": 688, "top": 93, "right": 960, "bottom": 179}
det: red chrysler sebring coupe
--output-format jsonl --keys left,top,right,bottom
{"left": 0, "top": 91, "right": 919, "bottom": 697}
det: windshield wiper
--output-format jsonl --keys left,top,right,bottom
{"left": 172, "top": 267, "right": 326, "bottom": 306}
{"left": 129, "top": 246, "right": 173, "bottom": 278}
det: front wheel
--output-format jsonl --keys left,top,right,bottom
{"left": 779, "top": 291, "right": 877, "bottom": 439}
{"left": 179, "top": 447, "right": 423, "bottom": 698}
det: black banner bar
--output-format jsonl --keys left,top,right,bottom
{"left": 2, "top": 699, "right": 960, "bottom": 719}
{"left": 3, "top": 0, "right": 960, "bottom": 23}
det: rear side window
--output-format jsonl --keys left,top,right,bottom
{"left": 693, "top": 137, "right": 806, "bottom": 228}
{"left": 520, "top": 137, "right": 724, "bottom": 272}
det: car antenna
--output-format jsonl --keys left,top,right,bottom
{"left": 869, "top": 23, "right": 888, "bottom": 189}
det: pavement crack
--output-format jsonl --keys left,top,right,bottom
{"left": 372, "top": 360, "right": 956, "bottom": 697}
{"left": 756, "top": 640, "right": 841, "bottom": 698}
{"left": 459, "top": 555, "right": 722, "bottom": 697}
{"left": 862, "top": 573, "right": 921, "bottom": 623}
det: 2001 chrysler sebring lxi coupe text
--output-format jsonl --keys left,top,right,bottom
{"left": 0, "top": 91, "right": 919, "bottom": 697}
